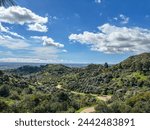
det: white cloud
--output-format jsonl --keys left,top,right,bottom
{"left": 31, "top": 47, "right": 59, "bottom": 60}
{"left": 0, "top": 57, "right": 65, "bottom": 63}
{"left": 0, "top": 6, "right": 66, "bottom": 63}
{"left": 31, "top": 36, "right": 64, "bottom": 48}
{"left": 7, "top": 31, "right": 25, "bottom": 39}
{"left": 0, "top": 23, "right": 24, "bottom": 39}
{"left": 113, "top": 14, "right": 129, "bottom": 24}
{"left": 0, "top": 6, "right": 48, "bottom": 32}
{"left": 69, "top": 23, "right": 150, "bottom": 54}
{"left": 95, "top": 0, "right": 102, "bottom": 4}
{"left": 0, "top": 35, "right": 30, "bottom": 49}
{"left": 0, "top": 46, "right": 63, "bottom": 63}
{"left": 0, "top": 43, "right": 65, "bottom": 63}
{"left": 119, "top": 14, "right": 129, "bottom": 24}
{"left": 0, "top": 6, "right": 48, "bottom": 24}
{"left": 27, "top": 23, "right": 48, "bottom": 32}
{"left": 0, "top": 58, "right": 52, "bottom": 63}
{"left": 0, "top": 23, "right": 8, "bottom": 32}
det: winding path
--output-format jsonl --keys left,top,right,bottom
{"left": 56, "top": 84, "right": 112, "bottom": 113}
{"left": 80, "top": 95, "right": 111, "bottom": 113}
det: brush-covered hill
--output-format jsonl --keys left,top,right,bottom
{"left": 115, "top": 53, "right": 150, "bottom": 72}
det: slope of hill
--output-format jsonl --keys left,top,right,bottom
{"left": 116, "top": 53, "right": 150, "bottom": 72}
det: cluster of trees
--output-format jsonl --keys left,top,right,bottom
{"left": 0, "top": 69, "right": 97, "bottom": 113}
{"left": 95, "top": 91, "right": 150, "bottom": 113}
{"left": 0, "top": 91, "right": 96, "bottom": 113}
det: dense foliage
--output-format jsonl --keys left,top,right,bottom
{"left": 0, "top": 53, "right": 150, "bottom": 113}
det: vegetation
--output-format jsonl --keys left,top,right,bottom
{"left": 0, "top": 53, "right": 150, "bottom": 113}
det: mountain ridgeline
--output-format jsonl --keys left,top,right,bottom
{"left": 0, "top": 53, "right": 150, "bottom": 113}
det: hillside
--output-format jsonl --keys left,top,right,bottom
{"left": 0, "top": 53, "right": 150, "bottom": 113}
{"left": 116, "top": 53, "right": 150, "bottom": 71}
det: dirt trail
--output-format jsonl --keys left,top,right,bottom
{"left": 56, "top": 84, "right": 112, "bottom": 113}
{"left": 80, "top": 107, "right": 95, "bottom": 113}
{"left": 56, "top": 85, "right": 62, "bottom": 89}
{"left": 80, "top": 95, "right": 111, "bottom": 113}
{"left": 97, "top": 95, "right": 112, "bottom": 101}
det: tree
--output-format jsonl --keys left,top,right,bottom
{"left": 0, "top": 100, "right": 8, "bottom": 112}
{"left": 95, "top": 101, "right": 110, "bottom": 113}
{"left": 0, "top": 85, "right": 10, "bottom": 97}
{"left": 0, "top": 0, "right": 15, "bottom": 7}
{"left": 0, "top": 70, "right": 4, "bottom": 76}
{"left": 57, "top": 92, "right": 70, "bottom": 102}
{"left": 104, "top": 62, "right": 109, "bottom": 68}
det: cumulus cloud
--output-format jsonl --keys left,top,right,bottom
{"left": 27, "top": 23, "right": 48, "bottom": 32}
{"left": 69, "top": 23, "right": 150, "bottom": 54}
{"left": 31, "top": 36, "right": 64, "bottom": 48}
{"left": 0, "top": 6, "right": 48, "bottom": 32}
{"left": 0, "top": 6, "right": 48, "bottom": 24}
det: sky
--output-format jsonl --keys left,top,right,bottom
{"left": 0, "top": 0, "right": 150, "bottom": 64}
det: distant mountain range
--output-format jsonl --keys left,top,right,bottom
{"left": 0, "top": 62, "right": 89, "bottom": 70}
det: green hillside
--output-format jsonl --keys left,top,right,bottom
{"left": 0, "top": 53, "right": 150, "bottom": 113}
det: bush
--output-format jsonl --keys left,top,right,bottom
{"left": 0, "top": 100, "right": 8, "bottom": 112}
{"left": 0, "top": 70, "right": 4, "bottom": 76}
{"left": 95, "top": 101, "right": 110, "bottom": 113}
{"left": 110, "top": 101, "right": 131, "bottom": 113}
{"left": 0, "top": 85, "right": 10, "bottom": 97}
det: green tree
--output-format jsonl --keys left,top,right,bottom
{"left": 104, "top": 62, "right": 109, "bottom": 68}
{"left": 0, "top": 100, "right": 8, "bottom": 112}
{"left": 0, "top": 70, "right": 4, "bottom": 76}
{"left": 0, "top": 85, "right": 10, "bottom": 97}
{"left": 95, "top": 101, "right": 110, "bottom": 113}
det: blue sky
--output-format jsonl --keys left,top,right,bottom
{"left": 0, "top": 0, "right": 150, "bottom": 63}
